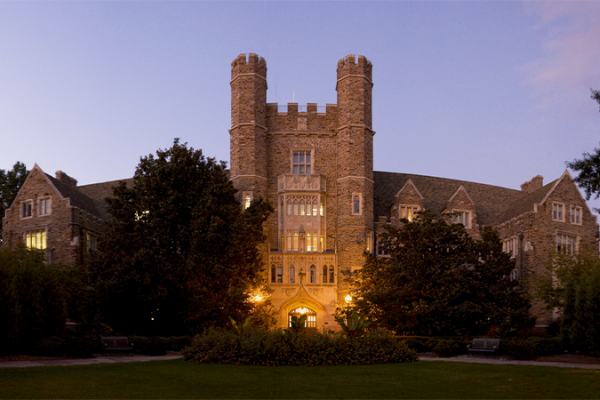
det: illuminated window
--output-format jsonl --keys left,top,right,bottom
{"left": 86, "top": 232, "right": 97, "bottom": 252}
{"left": 556, "top": 234, "right": 577, "bottom": 255}
{"left": 322, "top": 266, "right": 328, "bottom": 283}
{"left": 293, "top": 201, "right": 299, "bottom": 216}
{"left": 570, "top": 206, "right": 582, "bottom": 225}
{"left": 300, "top": 201, "right": 305, "bottom": 216}
{"left": 312, "top": 200, "right": 318, "bottom": 216}
{"left": 288, "top": 307, "right": 316, "bottom": 328}
{"left": 320, "top": 235, "right": 324, "bottom": 252}
{"left": 21, "top": 200, "right": 32, "bottom": 218}
{"left": 38, "top": 198, "right": 51, "bottom": 216}
{"left": 452, "top": 211, "right": 470, "bottom": 228}
{"left": 292, "top": 151, "right": 311, "bottom": 177}
{"left": 312, "top": 235, "right": 317, "bottom": 252}
{"left": 244, "top": 195, "right": 251, "bottom": 209}
{"left": 293, "top": 234, "right": 299, "bottom": 252}
{"left": 306, "top": 233, "right": 312, "bottom": 251}
{"left": 329, "top": 266, "right": 334, "bottom": 283}
{"left": 366, "top": 232, "right": 372, "bottom": 252}
{"left": 289, "top": 265, "right": 295, "bottom": 283}
{"left": 287, "top": 234, "right": 292, "bottom": 252}
{"left": 276, "top": 265, "right": 283, "bottom": 283}
{"left": 320, "top": 202, "right": 324, "bottom": 216}
{"left": 400, "top": 206, "right": 418, "bottom": 222}
{"left": 553, "top": 203, "right": 564, "bottom": 222}
{"left": 310, "top": 265, "right": 316, "bottom": 283}
{"left": 25, "top": 228, "right": 46, "bottom": 250}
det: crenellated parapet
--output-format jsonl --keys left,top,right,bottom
{"left": 265, "top": 103, "right": 338, "bottom": 134}
{"left": 336, "top": 54, "right": 373, "bottom": 82}
{"left": 231, "top": 53, "right": 267, "bottom": 81}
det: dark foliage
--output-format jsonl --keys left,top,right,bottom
{"left": 88, "top": 140, "right": 272, "bottom": 336}
{"left": 129, "top": 336, "right": 192, "bottom": 355}
{"left": 183, "top": 327, "right": 417, "bottom": 366}
{"left": 347, "top": 211, "right": 531, "bottom": 336}
{"left": 0, "top": 162, "right": 28, "bottom": 247}
{"left": 0, "top": 246, "right": 88, "bottom": 355}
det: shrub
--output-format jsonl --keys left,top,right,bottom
{"left": 503, "top": 338, "right": 536, "bottom": 360}
{"left": 129, "top": 336, "right": 193, "bottom": 355}
{"left": 183, "top": 328, "right": 417, "bottom": 366}
{"left": 33, "top": 336, "right": 66, "bottom": 357}
{"left": 398, "top": 336, "right": 431, "bottom": 353}
{"left": 432, "top": 339, "right": 466, "bottom": 357}
{"left": 526, "top": 337, "right": 564, "bottom": 356}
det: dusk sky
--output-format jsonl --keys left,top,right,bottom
{"left": 1, "top": 1, "right": 599, "bottom": 215}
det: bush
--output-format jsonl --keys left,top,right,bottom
{"left": 398, "top": 336, "right": 431, "bottom": 353}
{"left": 503, "top": 338, "right": 536, "bottom": 360}
{"left": 183, "top": 328, "right": 417, "bottom": 366}
{"left": 432, "top": 339, "right": 466, "bottom": 357}
{"left": 527, "top": 337, "right": 564, "bottom": 356}
{"left": 33, "top": 336, "right": 66, "bottom": 357}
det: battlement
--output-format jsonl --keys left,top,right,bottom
{"left": 265, "top": 103, "right": 338, "bottom": 133}
{"left": 337, "top": 54, "right": 372, "bottom": 80}
{"left": 231, "top": 53, "right": 267, "bottom": 79}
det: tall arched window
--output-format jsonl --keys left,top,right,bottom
{"left": 329, "top": 266, "right": 334, "bottom": 283}
{"left": 287, "top": 234, "right": 292, "bottom": 251}
{"left": 276, "top": 265, "right": 283, "bottom": 283}
{"left": 322, "top": 265, "right": 328, "bottom": 283}
{"left": 300, "top": 201, "right": 305, "bottom": 216}
{"left": 293, "top": 234, "right": 299, "bottom": 252}
{"left": 353, "top": 195, "right": 360, "bottom": 214}
{"left": 312, "top": 235, "right": 317, "bottom": 252}
{"left": 289, "top": 265, "right": 295, "bottom": 283}
{"left": 287, "top": 200, "right": 292, "bottom": 216}
{"left": 306, "top": 233, "right": 312, "bottom": 251}
{"left": 271, "top": 265, "right": 276, "bottom": 283}
{"left": 293, "top": 201, "right": 299, "bottom": 216}
{"left": 313, "top": 200, "right": 318, "bottom": 216}
{"left": 310, "top": 265, "right": 316, "bottom": 283}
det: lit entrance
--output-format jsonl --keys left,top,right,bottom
{"left": 288, "top": 306, "right": 317, "bottom": 328}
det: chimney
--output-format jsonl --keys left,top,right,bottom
{"left": 55, "top": 170, "right": 78, "bottom": 188}
{"left": 521, "top": 175, "right": 543, "bottom": 193}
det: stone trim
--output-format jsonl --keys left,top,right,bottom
{"left": 336, "top": 124, "right": 375, "bottom": 134}
{"left": 230, "top": 73, "right": 268, "bottom": 85}
{"left": 231, "top": 175, "right": 268, "bottom": 181}
{"left": 336, "top": 74, "right": 374, "bottom": 87}
{"left": 337, "top": 176, "right": 374, "bottom": 184}
{"left": 229, "top": 122, "right": 268, "bottom": 132}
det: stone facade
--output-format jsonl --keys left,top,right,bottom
{"left": 2, "top": 164, "right": 131, "bottom": 266}
{"left": 3, "top": 53, "right": 598, "bottom": 330}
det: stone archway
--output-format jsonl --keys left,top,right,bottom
{"left": 288, "top": 306, "right": 317, "bottom": 328}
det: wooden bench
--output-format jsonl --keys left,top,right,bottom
{"left": 101, "top": 336, "right": 134, "bottom": 355}
{"left": 467, "top": 338, "right": 500, "bottom": 357}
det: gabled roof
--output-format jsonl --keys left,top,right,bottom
{"left": 500, "top": 178, "right": 557, "bottom": 222}
{"left": 374, "top": 171, "right": 524, "bottom": 226}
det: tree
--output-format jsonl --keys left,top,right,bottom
{"left": 346, "top": 211, "right": 531, "bottom": 336}
{"left": 88, "top": 139, "right": 272, "bottom": 336}
{"left": 565, "top": 89, "right": 600, "bottom": 213}
{"left": 0, "top": 162, "right": 28, "bottom": 246}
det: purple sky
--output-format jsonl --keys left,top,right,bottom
{"left": 1, "top": 1, "right": 599, "bottom": 215}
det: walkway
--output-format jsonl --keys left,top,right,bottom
{"left": 0, "top": 354, "right": 183, "bottom": 369}
{"left": 419, "top": 354, "right": 600, "bottom": 370}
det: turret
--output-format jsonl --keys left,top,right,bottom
{"left": 229, "top": 53, "right": 268, "bottom": 202}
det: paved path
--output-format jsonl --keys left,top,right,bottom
{"left": 1, "top": 354, "right": 599, "bottom": 370}
{"left": 0, "top": 355, "right": 183, "bottom": 369}
{"left": 419, "top": 354, "right": 600, "bottom": 370}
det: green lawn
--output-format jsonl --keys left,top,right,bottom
{"left": 1, "top": 358, "right": 599, "bottom": 399}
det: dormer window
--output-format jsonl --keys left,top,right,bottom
{"left": 293, "top": 151, "right": 311, "bottom": 177}
{"left": 452, "top": 211, "right": 470, "bottom": 228}
{"left": 21, "top": 200, "right": 32, "bottom": 219}
{"left": 400, "top": 206, "right": 418, "bottom": 222}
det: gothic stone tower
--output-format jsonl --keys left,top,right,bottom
{"left": 230, "top": 54, "right": 374, "bottom": 330}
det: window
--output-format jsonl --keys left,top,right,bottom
{"left": 312, "top": 235, "right": 317, "bottom": 252}
{"left": 271, "top": 265, "right": 276, "bottom": 283}
{"left": 288, "top": 307, "right": 316, "bottom": 328}
{"left": 293, "top": 233, "right": 299, "bottom": 252}
{"left": 320, "top": 202, "right": 324, "bottom": 216}
{"left": 307, "top": 233, "right": 312, "bottom": 251}
{"left": 38, "top": 198, "right": 51, "bottom": 216}
{"left": 300, "top": 201, "right": 305, "bottom": 216}
{"left": 329, "top": 266, "right": 334, "bottom": 283}
{"left": 352, "top": 193, "right": 362, "bottom": 215}
{"left": 287, "top": 234, "right": 292, "bottom": 252}
{"left": 570, "top": 206, "right": 582, "bottom": 225}
{"left": 287, "top": 200, "right": 292, "bottom": 216}
{"left": 503, "top": 237, "right": 519, "bottom": 258}
{"left": 556, "top": 234, "right": 576, "bottom": 255}
{"left": 452, "top": 211, "right": 470, "bottom": 228}
{"left": 292, "top": 151, "right": 311, "bottom": 177}
{"left": 320, "top": 235, "right": 324, "bottom": 252}
{"left": 293, "top": 201, "right": 299, "bottom": 216}
{"left": 244, "top": 194, "right": 251, "bottom": 209}
{"left": 553, "top": 203, "right": 564, "bottom": 222}
{"left": 310, "top": 265, "right": 316, "bottom": 283}
{"left": 276, "top": 265, "right": 283, "bottom": 283}
{"left": 400, "top": 206, "right": 418, "bottom": 222}
{"left": 25, "top": 228, "right": 46, "bottom": 250}
{"left": 86, "top": 232, "right": 97, "bottom": 252}
{"left": 21, "top": 200, "right": 32, "bottom": 218}
{"left": 322, "top": 266, "right": 328, "bottom": 283}
{"left": 289, "top": 265, "right": 295, "bottom": 283}
{"left": 366, "top": 232, "right": 372, "bottom": 253}
{"left": 510, "top": 269, "right": 519, "bottom": 281}
{"left": 312, "top": 200, "right": 318, "bottom": 216}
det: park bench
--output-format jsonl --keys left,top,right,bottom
{"left": 467, "top": 338, "right": 500, "bottom": 357}
{"left": 101, "top": 336, "right": 134, "bottom": 355}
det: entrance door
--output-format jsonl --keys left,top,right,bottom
{"left": 288, "top": 306, "right": 317, "bottom": 328}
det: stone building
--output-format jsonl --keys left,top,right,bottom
{"left": 2, "top": 53, "right": 598, "bottom": 330}
{"left": 1, "top": 164, "right": 131, "bottom": 266}
{"left": 229, "top": 53, "right": 599, "bottom": 330}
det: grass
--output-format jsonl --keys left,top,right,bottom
{"left": 1, "top": 358, "right": 600, "bottom": 399}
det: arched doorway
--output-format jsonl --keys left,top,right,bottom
{"left": 288, "top": 306, "right": 317, "bottom": 328}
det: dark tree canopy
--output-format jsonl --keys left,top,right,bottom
{"left": 565, "top": 90, "right": 600, "bottom": 213}
{"left": 347, "top": 211, "right": 531, "bottom": 336}
{"left": 0, "top": 162, "right": 28, "bottom": 246}
{"left": 88, "top": 140, "right": 272, "bottom": 336}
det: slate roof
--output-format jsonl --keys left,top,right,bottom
{"left": 373, "top": 171, "right": 555, "bottom": 226}
{"left": 46, "top": 174, "right": 133, "bottom": 220}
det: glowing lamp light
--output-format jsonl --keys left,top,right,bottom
{"left": 345, "top": 295, "right": 352, "bottom": 304}
{"left": 297, "top": 307, "right": 310, "bottom": 314}
{"left": 253, "top": 295, "right": 263, "bottom": 302}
